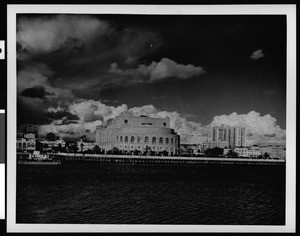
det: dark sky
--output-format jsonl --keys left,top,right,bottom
{"left": 16, "top": 14, "right": 286, "bottom": 143}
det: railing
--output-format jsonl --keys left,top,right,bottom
{"left": 52, "top": 153, "right": 285, "bottom": 165}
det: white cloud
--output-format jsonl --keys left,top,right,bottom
{"left": 17, "top": 15, "right": 110, "bottom": 54}
{"left": 250, "top": 49, "right": 265, "bottom": 60}
{"left": 210, "top": 111, "right": 285, "bottom": 146}
{"left": 109, "top": 58, "right": 205, "bottom": 82}
{"left": 39, "top": 101, "right": 285, "bottom": 146}
{"left": 39, "top": 100, "right": 128, "bottom": 137}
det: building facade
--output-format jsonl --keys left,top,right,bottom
{"left": 212, "top": 125, "right": 246, "bottom": 148}
{"left": 261, "top": 145, "right": 285, "bottom": 159}
{"left": 17, "top": 133, "right": 36, "bottom": 151}
{"left": 95, "top": 114, "right": 180, "bottom": 155}
{"left": 77, "top": 140, "right": 96, "bottom": 152}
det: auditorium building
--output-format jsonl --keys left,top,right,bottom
{"left": 95, "top": 113, "right": 180, "bottom": 155}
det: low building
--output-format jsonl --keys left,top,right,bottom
{"left": 17, "top": 138, "right": 36, "bottom": 151}
{"left": 234, "top": 147, "right": 251, "bottom": 157}
{"left": 40, "top": 138, "right": 66, "bottom": 151}
{"left": 260, "top": 145, "right": 285, "bottom": 159}
{"left": 77, "top": 140, "right": 96, "bottom": 152}
{"left": 249, "top": 145, "right": 262, "bottom": 158}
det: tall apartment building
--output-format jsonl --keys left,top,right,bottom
{"left": 212, "top": 125, "right": 246, "bottom": 148}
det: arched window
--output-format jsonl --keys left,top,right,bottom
{"left": 137, "top": 136, "right": 141, "bottom": 143}
{"left": 130, "top": 136, "right": 135, "bottom": 143}
{"left": 125, "top": 136, "right": 128, "bottom": 143}
{"left": 120, "top": 136, "right": 123, "bottom": 142}
{"left": 166, "top": 137, "right": 169, "bottom": 144}
{"left": 152, "top": 137, "right": 156, "bottom": 144}
{"left": 159, "top": 137, "right": 163, "bottom": 144}
{"left": 23, "top": 143, "right": 26, "bottom": 148}
{"left": 171, "top": 138, "right": 174, "bottom": 145}
{"left": 145, "top": 136, "right": 149, "bottom": 143}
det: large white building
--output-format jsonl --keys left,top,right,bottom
{"left": 96, "top": 113, "right": 180, "bottom": 155}
{"left": 212, "top": 125, "right": 246, "bottom": 148}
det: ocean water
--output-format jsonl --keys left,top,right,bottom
{"left": 16, "top": 162, "right": 285, "bottom": 225}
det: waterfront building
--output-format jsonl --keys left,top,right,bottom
{"left": 95, "top": 113, "right": 180, "bottom": 155}
{"left": 212, "top": 125, "right": 246, "bottom": 148}
{"left": 17, "top": 133, "right": 36, "bottom": 151}
{"left": 250, "top": 145, "right": 262, "bottom": 158}
{"left": 40, "top": 138, "right": 66, "bottom": 151}
{"left": 77, "top": 140, "right": 96, "bottom": 152}
{"left": 234, "top": 147, "right": 251, "bottom": 157}
{"left": 271, "top": 146, "right": 285, "bottom": 159}
{"left": 260, "top": 145, "right": 285, "bottom": 159}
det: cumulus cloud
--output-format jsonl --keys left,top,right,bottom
{"left": 39, "top": 100, "right": 128, "bottom": 137}
{"left": 38, "top": 101, "right": 207, "bottom": 141}
{"left": 38, "top": 101, "right": 285, "bottom": 146}
{"left": 18, "top": 63, "right": 74, "bottom": 100}
{"left": 210, "top": 111, "right": 285, "bottom": 146}
{"left": 17, "top": 15, "right": 110, "bottom": 54}
{"left": 109, "top": 58, "right": 205, "bottom": 83}
{"left": 250, "top": 49, "right": 265, "bottom": 60}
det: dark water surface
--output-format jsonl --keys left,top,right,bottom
{"left": 17, "top": 162, "right": 285, "bottom": 225}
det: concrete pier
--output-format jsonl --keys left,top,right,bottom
{"left": 54, "top": 153, "right": 285, "bottom": 166}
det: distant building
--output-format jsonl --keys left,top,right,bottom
{"left": 234, "top": 147, "right": 251, "bottom": 157}
{"left": 250, "top": 145, "right": 262, "bottom": 158}
{"left": 77, "top": 140, "right": 96, "bottom": 152}
{"left": 17, "top": 133, "right": 36, "bottom": 151}
{"left": 212, "top": 125, "right": 246, "bottom": 148}
{"left": 40, "top": 138, "right": 66, "bottom": 151}
{"left": 95, "top": 113, "right": 180, "bottom": 155}
{"left": 260, "top": 145, "right": 285, "bottom": 159}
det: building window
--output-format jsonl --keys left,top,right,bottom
{"left": 163, "top": 122, "right": 166, "bottom": 126}
{"left": 137, "top": 136, "right": 141, "bottom": 143}
{"left": 159, "top": 137, "right": 163, "bottom": 144}
{"left": 124, "top": 119, "right": 128, "bottom": 123}
{"left": 145, "top": 136, "right": 149, "bottom": 143}
{"left": 120, "top": 136, "right": 123, "bottom": 142}
{"left": 166, "top": 137, "right": 169, "bottom": 144}
{"left": 130, "top": 136, "right": 135, "bottom": 143}
{"left": 125, "top": 136, "right": 128, "bottom": 143}
{"left": 152, "top": 137, "right": 156, "bottom": 144}
{"left": 117, "top": 136, "right": 119, "bottom": 142}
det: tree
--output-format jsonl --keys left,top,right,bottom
{"left": 93, "top": 145, "right": 101, "bottom": 154}
{"left": 263, "top": 152, "right": 270, "bottom": 159}
{"left": 46, "top": 132, "right": 56, "bottom": 141}
{"left": 68, "top": 144, "right": 78, "bottom": 153}
{"left": 204, "top": 147, "right": 224, "bottom": 157}
{"left": 226, "top": 149, "right": 238, "bottom": 158}
{"left": 112, "top": 147, "right": 120, "bottom": 154}
{"left": 35, "top": 141, "right": 43, "bottom": 151}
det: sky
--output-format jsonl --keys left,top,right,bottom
{"left": 16, "top": 14, "right": 286, "bottom": 145}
